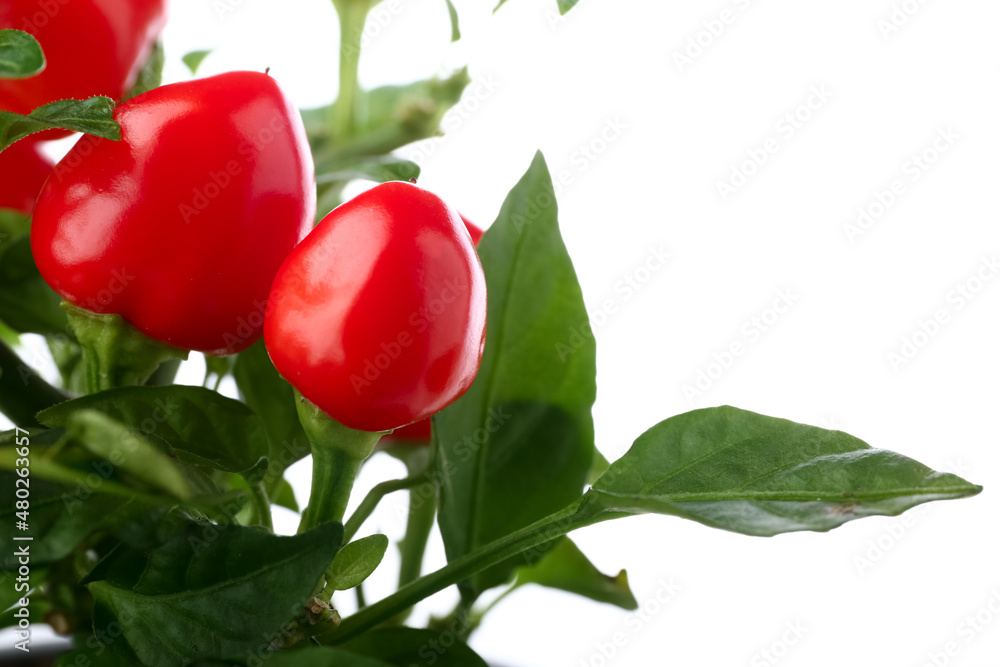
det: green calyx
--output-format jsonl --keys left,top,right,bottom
{"left": 63, "top": 302, "right": 188, "bottom": 393}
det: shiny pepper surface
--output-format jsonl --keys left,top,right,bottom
{"left": 31, "top": 71, "right": 316, "bottom": 354}
{"left": 265, "top": 182, "right": 487, "bottom": 432}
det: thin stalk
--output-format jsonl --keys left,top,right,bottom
{"left": 318, "top": 500, "right": 598, "bottom": 644}
{"left": 342, "top": 474, "right": 423, "bottom": 543}
{"left": 248, "top": 479, "right": 273, "bottom": 531}
{"left": 330, "top": 0, "right": 372, "bottom": 138}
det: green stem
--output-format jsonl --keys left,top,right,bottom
{"left": 294, "top": 392, "right": 386, "bottom": 533}
{"left": 342, "top": 474, "right": 423, "bottom": 543}
{"left": 330, "top": 0, "right": 372, "bottom": 138}
{"left": 0, "top": 339, "right": 69, "bottom": 428}
{"left": 248, "top": 480, "right": 273, "bottom": 531}
{"left": 396, "top": 448, "right": 435, "bottom": 599}
{"left": 318, "top": 499, "right": 599, "bottom": 644}
{"left": 299, "top": 446, "right": 364, "bottom": 533}
{"left": 64, "top": 303, "right": 187, "bottom": 393}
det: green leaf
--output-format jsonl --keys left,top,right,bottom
{"left": 182, "top": 50, "right": 213, "bottom": 75}
{"left": 0, "top": 468, "right": 130, "bottom": 568}
{"left": 434, "top": 152, "right": 596, "bottom": 596}
{"left": 121, "top": 41, "right": 164, "bottom": 102}
{"left": 233, "top": 340, "right": 311, "bottom": 473}
{"left": 325, "top": 534, "right": 388, "bottom": 591}
{"left": 38, "top": 385, "right": 271, "bottom": 475}
{"left": 0, "top": 230, "right": 67, "bottom": 334}
{"left": 0, "top": 96, "right": 121, "bottom": 151}
{"left": 87, "top": 522, "right": 343, "bottom": 667}
{"left": 342, "top": 628, "right": 489, "bottom": 667}
{"left": 315, "top": 155, "right": 420, "bottom": 186}
{"left": 60, "top": 410, "right": 192, "bottom": 499}
{"left": 0, "top": 339, "right": 67, "bottom": 428}
{"left": 0, "top": 30, "right": 45, "bottom": 80}
{"left": 558, "top": 0, "right": 580, "bottom": 14}
{"left": 445, "top": 0, "right": 461, "bottom": 41}
{"left": 513, "top": 537, "right": 637, "bottom": 610}
{"left": 189, "top": 647, "right": 393, "bottom": 667}
{"left": 587, "top": 447, "right": 611, "bottom": 485}
{"left": 584, "top": 406, "right": 983, "bottom": 537}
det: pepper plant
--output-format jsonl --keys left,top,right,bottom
{"left": 0, "top": 2, "right": 982, "bottom": 666}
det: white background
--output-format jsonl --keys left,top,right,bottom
{"left": 10, "top": 0, "right": 1000, "bottom": 665}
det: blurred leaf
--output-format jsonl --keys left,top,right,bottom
{"left": 0, "top": 96, "right": 120, "bottom": 151}
{"left": 88, "top": 522, "right": 342, "bottom": 666}
{"left": 445, "top": 0, "right": 461, "bottom": 41}
{"left": 325, "top": 534, "right": 388, "bottom": 591}
{"left": 182, "top": 50, "right": 212, "bottom": 75}
{"left": 587, "top": 448, "right": 610, "bottom": 485}
{"left": 342, "top": 628, "right": 489, "bottom": 667}
{"left": 121, "top": 41, "right": 164, "bottom": 102}
{"left": 513, "top": 537, "right": 636, "bottom": 610}
{"left": 0, "top": 29, "right": 45, "bottom": 79}
{"left": 39, "top": 385, "right": 270, "bottom": 476}
{"left": 315, "top": 155, "right": 420, "bottom": 186}
{"left": 189, "top": 647, "right": 393, "bottom": 666}
{"left": 584, "top": 406, "right": 983, "bottom": 536}
{"left": 435, "top": 152, "right": 596, "bottom": 596}
{"left": 0, "top": 231, "right": 66, "bottom": 334}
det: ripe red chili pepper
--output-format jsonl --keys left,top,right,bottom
{"left": 382, "top": 215, "right": 483, "bottom": 445}
{"left": 264, "top": 183, "right": 487, "bottom": 433}
{"left": 31, "top": 71, "right": 316, "bottom": 355}
{"left": 0, "top": 0, "right": 166, "bottom": 115}
{"left": 0, "top": 141, "right": 53, "bottom": 216}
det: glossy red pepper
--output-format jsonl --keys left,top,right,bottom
{"left": 0, "top": 141, "right": 53, "bottom": 216}
{"left": 0, "top": 0, "right": 166, "bottom": 116}
{"left": 382, "top": 215, "right": 483, "bottom": 445}
{"left": 31, "top": 71, "right": 316, "bottom": 355}
{"left": 264, "top": 183, "right": 487, "bottom": 433}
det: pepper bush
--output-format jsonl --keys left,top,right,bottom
{"left": 0, "top": 1, "right": 982, "bottom": 666}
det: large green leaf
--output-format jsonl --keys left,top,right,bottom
{"left": 434, "top": 152, "right": 596, "bottom": 596}
{"left": 583, "top": 406, "right": 982, "bottom": 536}
{"left": 0, "top": 29, "right": 45, "bottom": 80}
{"left": 513, "top": 537, "right": 637, "bottom": 610}
{"left": 39, "top": 385, "right": 271, "bottom": 476}
{"left": 87, "top": 522, "right": 343, "bottom": 667}
{"left": 0, "top": 96, "right": 120, "bottom": 151}
{"left": 342, "top": 628, "right": 489, "bottom": 667}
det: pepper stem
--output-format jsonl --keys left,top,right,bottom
{"left": 295, "top": 391, "right": 387, "bottom": 533}
{"left": 330, "top": 0, "right": 373, "bottom": 138}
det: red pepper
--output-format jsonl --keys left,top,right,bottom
{"left": 0, "top": 141, "right": 53, "bottom": 216}
{"left": 382, "top": 215, "right": 483, "bottom": 445}
{"left": 265, "top": 183, "right": 487, "bottom": 432}
{"left": 0, "top": 0, "right": 166, "bottom": 117}
{"left": 31, "top": 71, "right": 316, "bottom": 355}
